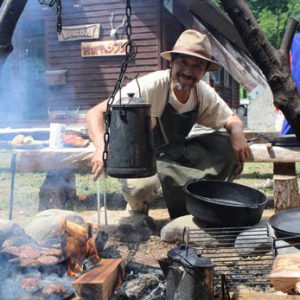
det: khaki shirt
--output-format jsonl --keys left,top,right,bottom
{"left": 115, "top": 69, "right": 234, "bottom": 129}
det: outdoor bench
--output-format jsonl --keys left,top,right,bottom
{"left": 247, "top": 143, "right": 300, "bottom": 211}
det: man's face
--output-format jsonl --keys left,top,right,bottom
{"left": 171, "top": 54, "right": 208, "bottom": 91}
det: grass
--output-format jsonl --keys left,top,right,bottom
{"left": 0, "top": 151, "right": 120, "bottom": 218}
{"left": 1, "top": 150, "right": 300, "bottom": 220}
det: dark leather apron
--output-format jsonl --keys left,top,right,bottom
{"left": 153, "top": 80, "right": 237, "bottom": 219}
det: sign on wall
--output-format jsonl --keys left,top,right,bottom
{"left": 58, "top": 24, "right": 100, "bottom": 42}
{"left": 81, "top": 39, "right": 127, "bottom": 57}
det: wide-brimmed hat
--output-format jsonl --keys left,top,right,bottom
{"left": 160, "top": 29, "right": 221, "bottom": 72}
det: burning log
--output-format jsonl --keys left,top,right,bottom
{"left": 72, "top": 258, "right": 124, "bottom": 300}
{"left": 62, "top": 220, "right": 100, "bottom": 276}
{"left": 1, "top": 218, "right": 100, "bottom": 277}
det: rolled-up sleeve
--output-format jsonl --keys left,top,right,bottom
{"left": 196, "top": 82, "right": 234, "bottom": 129}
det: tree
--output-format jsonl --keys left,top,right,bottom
{"left": 247, "top": 0, "right": 300, "bottom": 48}
{"left": 220, "top": 0, "right": 300, "bottom": 139}
{"left": 0, "top": 0, "right": 28, "bottom": 68}
{"left": 213, "top": 0, "right": 300, "bottom": 48}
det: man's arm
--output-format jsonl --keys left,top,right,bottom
{"left": 86, "top": 100, "right": 108, "bottom": 180}
{"left": 225, "top": 114, "right": 250, "bottom": 164}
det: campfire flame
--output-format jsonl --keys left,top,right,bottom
{"left": 67, "top": 258, "right": 83, "bottom": 276}
{"left": 62, "top": 221, "right": 100, "bottom": 277}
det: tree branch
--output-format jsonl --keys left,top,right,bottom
{"left": 0, "top": 0, "right": 28, "bottom": 65}
{"left": 280, "top": 18, "right": 299, "bottom": 54}
{"left": 220, "top": 0, "right": 279, "bottom": 79}
{"left": 220, "top": 0, "right": 300, "bottom": 140}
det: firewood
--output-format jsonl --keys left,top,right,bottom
{"left": 269, "top": 254, "right": 300, "bottom": 293}
{"left": 72, "top": 258, "right": 124, "bottom": 300}
{"left": 295, "top": 281, "right": 300, "bottom": 294}
{"left": 232, "top": 285, "right": 300, "bottom": 299}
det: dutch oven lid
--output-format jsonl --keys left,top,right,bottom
{"left": 180, "top": 253, "right": 214, "bottom": 269}
{"left": 167, "top": 245, "right": 197, "bottom": 261}
{"left": 111, "top": 93, "right": 150, "bottom": 108}
{"left": 269, "top": 208, "right": 300, "bottom": 235}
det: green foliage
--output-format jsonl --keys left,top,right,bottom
{"left": 247, "top": 0, "right": 300, "bottom": 48}
{"left": 290, "top": 9, "right": 300, "bottom": 22}
{"left": 213, "top": 0, "right": 300, "bottom": 48}
{"left": 212, "top": 0, "right": 221, "bottom": 6}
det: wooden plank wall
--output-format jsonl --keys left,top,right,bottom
{"left": 160, "top": 8, "right": 185, "bottom": 70}
{"left": 44, "top": 0, "right": 161, "bottom": 110}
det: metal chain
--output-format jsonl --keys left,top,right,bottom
{"left": 38, "top": 0, "right": 57, "bottom": 6}
{"left": 102, "top": 0, "right": 137, "bottom": 170}
{"left": 57, "top": 0, "right": 62, "bottom": 34}
{"left": 37, "top": 0, "right": 62, "bottom": 34}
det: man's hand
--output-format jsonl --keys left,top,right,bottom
{"left": 91, "top": 148, "right": 104, "bottom": 181}
{"left": 225, "top": 114, "right": 250, "bottom": 165}
{"left": 86, "top": 100, "right": 108, "bottom": 181}
{"left": 230, "top": 128, "right": 250, "bottom": 164}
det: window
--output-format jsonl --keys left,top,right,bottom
{"left": 211, "top": 71, "right": 221, "bottom": 84}
{"left": 164, "top": 0, "right": 173, "bottom": 13}
{"left": 224, "top": 70, "right": 230, "bottom": 87}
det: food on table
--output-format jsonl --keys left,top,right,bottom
{"left": 64, "top": 134, "right": 89, "bottom": 147}
{"left": 11, "top": 134, "right": 34, "bottom": 145}
{"left": 11, "top": 134, "right": 25, "bottom": 144}
{"left": 23, "top": 135, "right": 34, "bottom": 144}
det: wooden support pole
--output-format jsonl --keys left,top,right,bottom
{"left": 273, "top": 162, "right": 300, "bottom": 212}
{"left": 39, "top": 169, "right": 78, "bottom": 211}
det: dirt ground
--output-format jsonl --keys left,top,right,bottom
{"left": 0, "top": 200, "right": 274, "bottom": 267}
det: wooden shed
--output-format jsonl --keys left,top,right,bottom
{"left": 0, "top": 0, "right": 249, "bottom": 124}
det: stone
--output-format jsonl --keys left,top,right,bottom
{"left": 24, "top": 209, "right": 85, "bottom": 247}
{"left": 0, "top": 219, "right": 23, "bottom": 247}
{"left": 160, "top": 215, "right": 216, "bottom": 244}
{"left": 234, "top": 221, "right": 272, "bottom": 256}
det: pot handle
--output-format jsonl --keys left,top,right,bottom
{"left": 225, "top": 163, "right": 244, "bottom": 182}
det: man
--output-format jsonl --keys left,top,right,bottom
{"left": 86, "top": 29, "right": 250, "bottom": 218}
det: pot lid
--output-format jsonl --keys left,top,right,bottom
{"left": 111, "top": 93, "right": 150, "bottom": 107}
{"left": 167, "top": 245, "right": 197, "bottom": 261}
{"left": 181, "top": 253, "right": 214, "bottom": 269}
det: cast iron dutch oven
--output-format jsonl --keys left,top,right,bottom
{"left": 184, "top": 180, "right": 268, "bottom": 227}
{"left": 269, "top": 208, "right": 300, "bottom": 245}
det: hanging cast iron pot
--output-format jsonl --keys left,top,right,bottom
{"left": 106, "top": 94, "right": 157, "bottom": 178}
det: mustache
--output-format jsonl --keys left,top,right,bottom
{"left": 177, "top": 71, "right": 196, "bottom": 81}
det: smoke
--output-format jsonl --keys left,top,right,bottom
{"left": 0, "top": 269, "right": 74, "bottom": 300}
{"left": 0, "top": 4, "right": 47, "bottom": 126}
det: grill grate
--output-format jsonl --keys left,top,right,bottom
{"left": 184, "top": 225, "right": 274, "bottom": 295}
